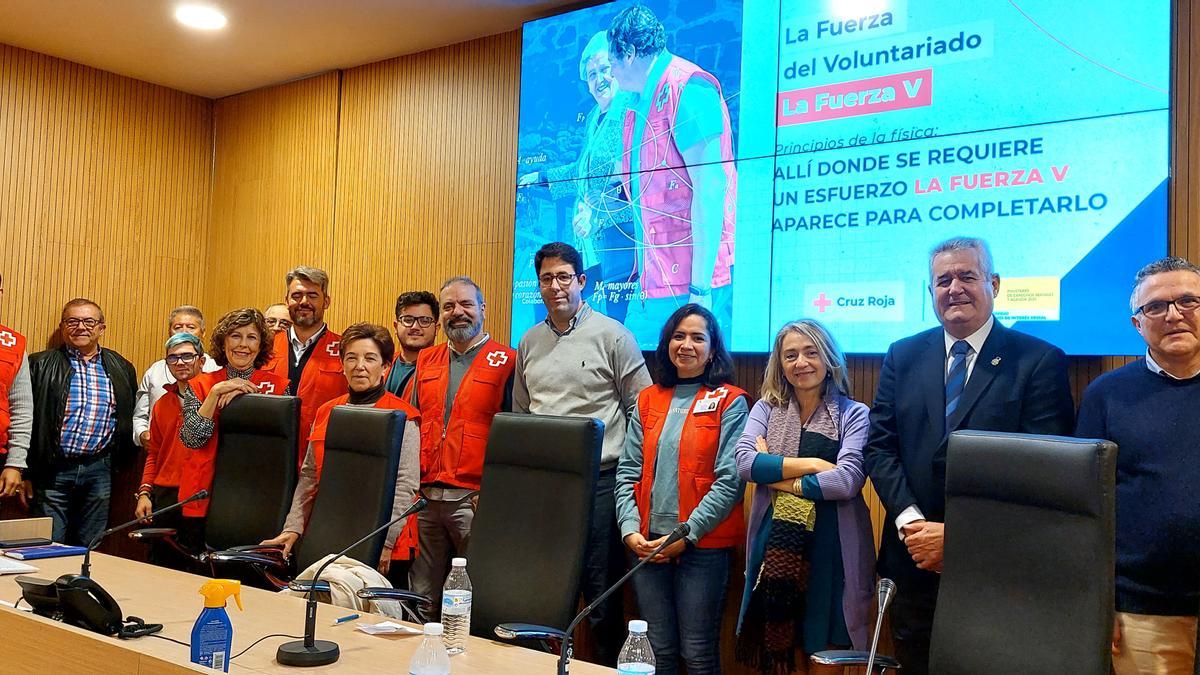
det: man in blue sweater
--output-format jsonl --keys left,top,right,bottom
{"left": 1077, "top": 256, "right": 1200, "bottom": 674}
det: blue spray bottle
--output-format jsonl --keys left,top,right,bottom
{"left": 192, "top": 579, "right": 243, "bottom": 672}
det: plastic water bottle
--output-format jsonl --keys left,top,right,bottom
{"left": 617, "top": 619, "right": 656, "bottom": 674}
{"left": 408, "top": 622, "right": 451, "bottom": 675}
{"left": 441, "top": 557, "right": 472, "bottom": 655}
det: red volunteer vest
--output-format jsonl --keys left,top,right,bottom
{"left": 0, "top": 324, "right": 27, "bottom": 455}
{"left": 179, "top": 368, "right": 291, "bottom": 517}
{"left": 621, "top": 55, "right": 736, "bottom": 299}
{"left": 264, "top": 328, "right": 348, "bottom": 465}
{"left": 306, "top": 392, "right": 423, "bottom": 561}
{"left": 414, "top": 339, "right": 515, "bottom": 490}
{"left": 636, "top": 383, "right": 747, "bottom": 549}
{"left": 141, "top": 383, "right": 190, "bottom": 488}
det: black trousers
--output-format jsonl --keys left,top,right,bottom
{"left": 890, "top": 578, "right": 939, "bottom": 675}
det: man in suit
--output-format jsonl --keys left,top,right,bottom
{"left": 864, "top": 236, "right": 1075, "bottom": 673}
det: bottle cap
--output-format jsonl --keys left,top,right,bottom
{"left": 451, "top": 557, "right": 467, "bottom": 567}
{"left": 629, "top": 619, "right": 648, "bottom": 633}
{"left": 198, "top": 579, "right": 243, "bottom": 611}
{"left": 424, "top": 622, "right": 444, "bottom": 636}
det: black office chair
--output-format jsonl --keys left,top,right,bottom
{"left": 359, "top": 412, "right": 601, "bottom": 646}
{"left": 928, "top": 430, "right": 1117, "bottom": 674}
{"left": 208, "top": 405, "right": 407, "bottom": 591}
{"left": 131, "top": 394, "right": 299, "bottom": 571}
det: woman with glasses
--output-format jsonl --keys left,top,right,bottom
{"left": 734, "top": 319, "right": 874, "bottom": 673}
{"left": 176, "top": 308, "right": 290, "bottom": 521}
{"left": 614, "top": 303, "right": 748, "bottom": 675}
{"left": 134, "top": 332, "right": 208, "bottom": 570}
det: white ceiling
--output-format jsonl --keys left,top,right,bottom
{"left": 0, "top": 0, "right": 578, "bottom": 98}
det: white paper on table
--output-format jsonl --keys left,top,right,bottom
{"left": 356, "top": 621, "right": 423, "bottom": 636}
{"left": 0, "top": 557, "right": 37, "bottom": 575}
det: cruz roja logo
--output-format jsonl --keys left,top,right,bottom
{"left": 812, "top": 291, "right": 897, "bottom": 312}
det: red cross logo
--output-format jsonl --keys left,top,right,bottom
{"left": 257, "top": 382, "right": 276, "bottom": 395}
{"left": 486, "top": 351, "right": 509, "bottom": 367}
{"left": 813, "top": 293, "right": 832, "bottom": 313}
{"left": 0, "top": 331, "right": 14, "bottom": 348}
{"left": 325, "top": 341, "right": 340, "bottom": 357}
{"left": 700, "top": 386, "right": 729, "bottom": 405}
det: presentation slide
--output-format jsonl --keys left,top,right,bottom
{"left": 511, "top": 0, "right": 1169, "bottom": 354}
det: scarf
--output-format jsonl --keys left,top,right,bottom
{"left": 737, "top": 393, "right": 840, "bottom": 674}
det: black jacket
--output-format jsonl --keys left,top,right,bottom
{"left": 28, "top": 345, "right": 138, "bottom": 482}
{"left": 864, "top": 322, "right": 1075, "bottom": 588}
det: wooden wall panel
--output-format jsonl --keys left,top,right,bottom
{"left": 203, "top": 72, "right": 340, "bottom": 319}
{"left": 0, "top": 43, "right": 212, "bottom": 372}
{"left": 330, "top": 32, "right": 520, "bottom": 335}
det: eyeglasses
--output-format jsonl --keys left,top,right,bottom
{"left": 538, "top": 272, "right": 579, "bottom": 287}
{"left": 165, "top": 353, "right": 200, "bottom": 365}
{"left": 1134, "top": 295, "right": 1200, "bottom": 318}
{"left": 264, "top": 318, "right": 292, "bottom": 329}
{"left": 62, "top": 318, "right": 101, "bottom": 329}
{"left": 398, "top": 315, "right": 436, "bottom": 328}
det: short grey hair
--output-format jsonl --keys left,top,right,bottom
{"left": 579, "top": 31, "right": 609, "bottom": 80}
{"left": 168, "top": 305, "right": 204, "bottom": 330}
{"left": 440, "top": 276, "right": 484, "bottom": 304}
{"left": 929, "top": 236, "right": 995, "bottom": 281}
{"left": 1129, "top": 256, "right": 1200, "bottom": 313}
{"left": 286, "top": 266, "right": 330, "bottom": 295}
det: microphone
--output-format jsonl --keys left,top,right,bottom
{"left": 557, "top": 522, "right": 691, "bottom": 675}
{"left": 275, "top": 493, "right": 434, "bottom": 667}
{"left": 82, "top": 489, "right": 208, "bottom": 577}
{"left": 866, "top": 578, "right": 897, "bottom": 674}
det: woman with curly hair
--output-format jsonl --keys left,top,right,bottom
{"left": 176, "top": 308, "right": 290, "bottom": 518}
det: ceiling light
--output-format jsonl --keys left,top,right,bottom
{"left": 175, "top": 4, "right": 227, "bottom": 30}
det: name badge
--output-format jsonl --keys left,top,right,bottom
{"left": 693, "top": 399, "right": 719, "bottom": 414}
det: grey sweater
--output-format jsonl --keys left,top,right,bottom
{"left": 513, "top": 304, "right": 652, "bottom": 466}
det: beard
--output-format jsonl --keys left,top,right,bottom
{"left": 445, "top": 320, "right": 482, "bottom": 344}
{"left": 291, "top": 308, "right": 321, "bottom": 328}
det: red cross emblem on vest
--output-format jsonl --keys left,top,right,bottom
{"left": 257, "top": 382, "right": 275, "bottom": 395}
{"left": 701, "top": 386, "right": 729, "bottom": 404}
{"left": 485, "top": 350, "right": 508, "bottom": 367}
{"left": 325, "top": 341, "right": 340, "bottom": 357}
{"left": 0, "top": 331, "right": 13, "bottom": 349}
{"left": 693, "top": 386, "right": 729, "bottom": 414}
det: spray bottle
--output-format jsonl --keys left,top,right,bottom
{"left": 192, "top": 579, "right": 243, "bottom": 672}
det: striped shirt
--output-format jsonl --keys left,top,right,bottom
{"left": 59, "top": 348, "right": 117, "bottom": 457}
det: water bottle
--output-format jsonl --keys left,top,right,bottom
{"left": 441, "top": 557, "right": 472, "bottom": 655}
{"left": 408, "top": 622, "right": 451, "bottom": 675}
{"left": 617, "top": 619, "right": 656, "bottom": 674}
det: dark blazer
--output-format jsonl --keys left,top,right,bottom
{"left": 28, "top": 345, "right": 138, "bottom": 482}
{"left": 864, "top": 321, "right": 1074, "bottom": 587}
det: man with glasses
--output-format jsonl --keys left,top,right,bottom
{"left": 28, "top": 299, "right": 137, "bottom": 545}
{"left": 263, "top": 303, "right": 292, "bottom": 339}
{"left": 132, "top": 306, "right": 221, "bottom": 450}
{"left": 0, "top": 273, "right": 33, "bottom": 508}
{"left": 386, "top": 291, "right": 439, "bottom": 396}
{"left": 1077, "top": 256, "right": 1200, "bottom": 673}
{"left": 513, "top": 241, "right": 652, "bottom": 666}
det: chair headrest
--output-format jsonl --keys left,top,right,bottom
{"left": 326, "top": 406, "right": 407, "bottom": 458}
{"left": 486, "top": 413, "right": 603, "bottom": 474}
{"left": 219, "top": 394, "right": 300, "bottom": 437}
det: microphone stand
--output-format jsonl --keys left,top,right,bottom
{"left": 557, "top": 522, "right": 691, "bottom": 675}
{"left": 866, "top": 578, "right": 896, "bottom": 674}
{"left": 275, "top": 495, "right": 431, "bottom": 667}
{"left": 82, "top": 489, "right": 209, "bottom": 577}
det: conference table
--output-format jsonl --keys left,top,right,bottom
{"left": 0, "top": 552, "right": 613, "bottom": 673}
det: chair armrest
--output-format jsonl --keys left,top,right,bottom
{"left": 355, "top": 588, "right": 430, "bottom": 606}
{"left": 224, "top": 543, "right": 284, "bottom": 554}
{"left": 128, "top": 528, "right": 178, "bottom": 541}
{"left": 493, "top": 622, "right": 567, "bottom": 644}
{"left": 288, "top": 580, "right": 331, "bottom": 594}
{"left": 204, "top": 550, "right": 289, "bottom": 573}
{"left": 810, "top": 649, "right": 901, "bottom": 670}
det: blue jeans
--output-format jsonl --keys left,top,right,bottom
{"left": 34, "top": 454, "right": 112, "bottom": 546}
{"left": 630, "top": 541, "right": 731, "bottom": 675}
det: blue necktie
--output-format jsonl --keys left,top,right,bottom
{"left": 945, "top": 340, "right": 971, "bottom": 420}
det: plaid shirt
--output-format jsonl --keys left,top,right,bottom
{"left": 59, "top": 348, "right": 117, "bottom": 457}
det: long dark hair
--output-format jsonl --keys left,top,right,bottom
{"left": 653, "top": 304, "right": 734, "bottom": 388}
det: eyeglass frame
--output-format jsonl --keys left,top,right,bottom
{"left": 165, "top": 352, "right": 201, "bottom": 365}
{"left": 397, "top": 315, "right": 437, "bottom": 328}
{"left": 1133, "top": 294, "right": 1200, "bottom": 319}
{"left": 62, "top": 318, "right": 103, "bottom": 329}
{"left": 537, "top": 272, "right": 582, "bottom": 288}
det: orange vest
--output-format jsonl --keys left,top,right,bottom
{"left": 0, "top": 324, "right": 27, "bottom": 455}
{"left": 179, "top": 368, "right": 291, "bottom": 517}
{"left": 414, "top": 339, "right": 515, "bottom": 490}
{"left": 141, "top": 383, "right": 189, "bottom": 488}
{"left": 306, "top": 392, "right": 423, "bottom": 561}
{"left": 636, "top": 383, "right": 747, "bottom": 549}
{"left": 263, "top": 328, "right": 348, "bottom": 466}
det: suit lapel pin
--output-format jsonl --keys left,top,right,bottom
{"left": 991, "top": 356, "right": 1001, "bottom": 366}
